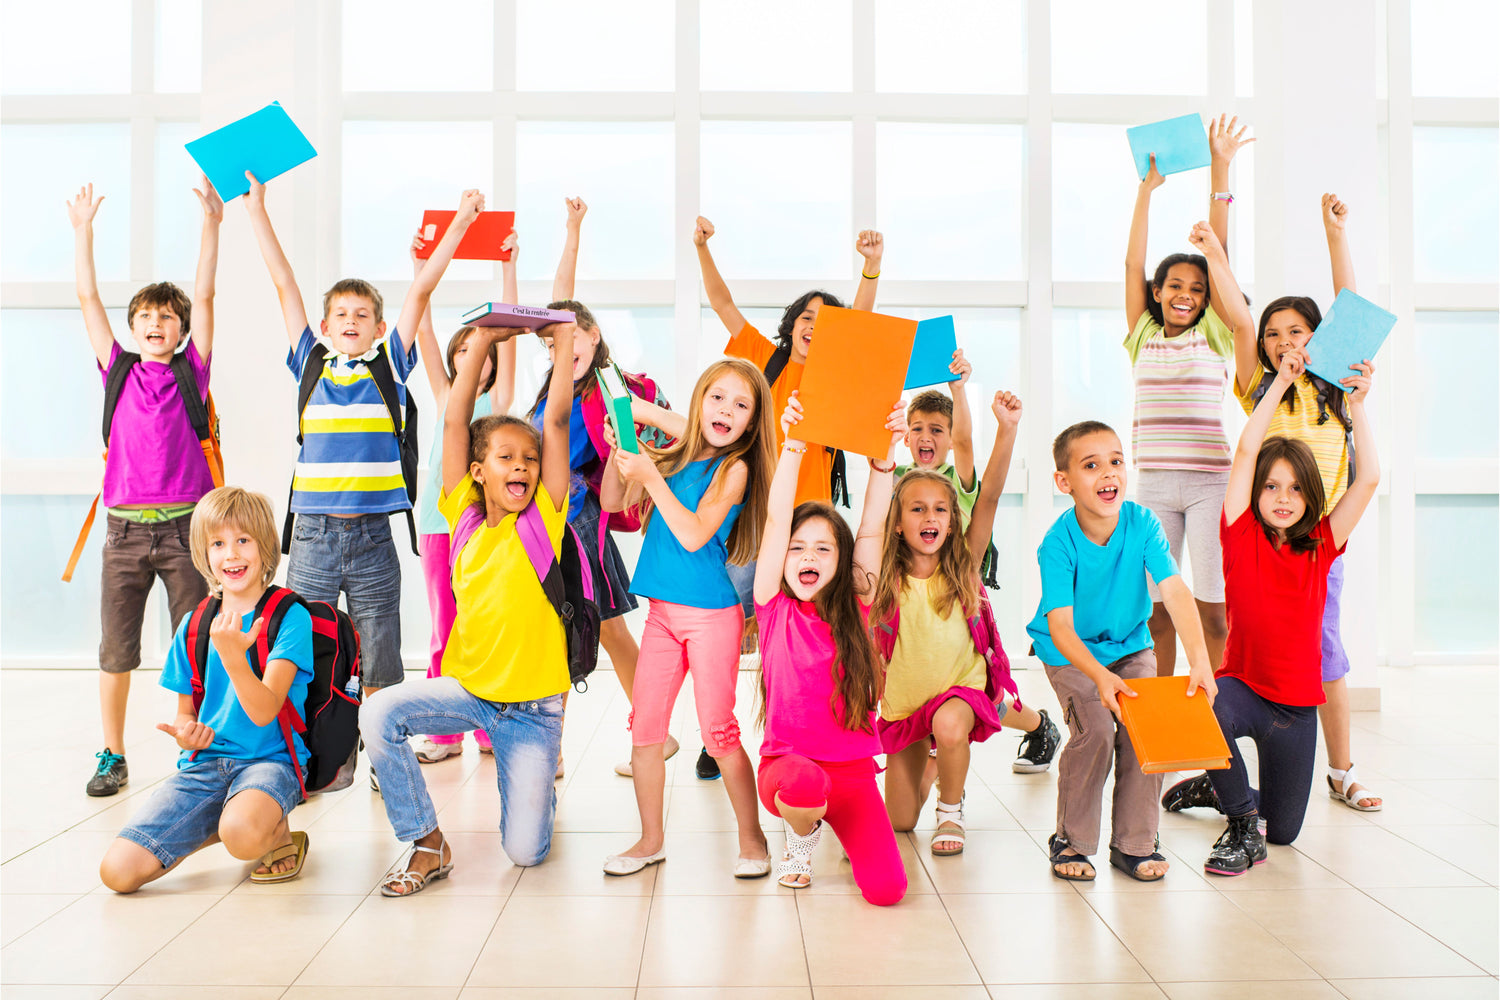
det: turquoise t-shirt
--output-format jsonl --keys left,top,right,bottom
{"left": 417, "top": 393, "right": 493, "bottom": 536}
{"left": 629, "top": 457, "right": 743, "bottom": 609}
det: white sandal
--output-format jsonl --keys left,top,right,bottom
{"left": 931, "top": 800, "right": 966, "bottom": 856}
{"left": 777, "top": 820, "right": 822, "bottom": 889}
{"left": 1327, "top": 763, "right": 1382, "bottom": 812}
{"left": 380, "top": 836, "right": 453, "bottom": 897}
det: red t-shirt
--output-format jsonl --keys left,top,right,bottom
{"left": 1219, "top": 508, "right": 1345, "bottom": 707}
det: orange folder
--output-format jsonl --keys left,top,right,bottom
{"left": 793, "top": 306, "right": 919, "bottom": 460}
{"left": 1117, "top": 675, "right": 1231, "bottom": 774}
{"left": 415, "top": 210, "right": 515, "bottom": 261}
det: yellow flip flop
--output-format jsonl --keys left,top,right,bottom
{"left": 250, "top": 830, "right": 309, "bottom": 883}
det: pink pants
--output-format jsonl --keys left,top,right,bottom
{"left": 419, "top": 533, "right": 488, "bottom": 748}
{"left": 629, "top": 601, "right": 743, "bottom": 756}
{"left": 758, "top": 755, "right": 907, "bottom": 906}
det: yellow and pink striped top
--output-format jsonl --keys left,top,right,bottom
{"left": 1123, "top": 305, "right": 1235, "bottom": 472}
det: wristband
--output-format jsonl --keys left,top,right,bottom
{"left": 783, "top": 443, "right": 806, "bottom": 454}
{"left": 869, "top": 458, "right": 896, "bottom": 473}
{"left": 861, "top": 269, "right": 881, "bottom": 280}
{"left": 1212, "top": 192, "right": 1234, "bottom": 203}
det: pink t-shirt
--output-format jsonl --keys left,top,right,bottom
{"left": 757, "top": 592, "right": 882, "bottom": 762}
{"left": 99, "top": 342, "right": 216, "bottom": 507}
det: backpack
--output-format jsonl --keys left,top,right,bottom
{"left": 1250, "top": 370, "right": 1356, "bottom": 487}
{"left": 450, "top": 498, "right": 601, "bottom": 691}
{"left": 62, "top": 349, "right": 225, "bottom": 583}
{"left": 184, "top": 587, "right": 362, "bottom": 800}
{"left": 872, "top": 585, "right": 1020, "bottom": 711}
{"left": 764, "top": 343, "right": 850, "bottom": 508}
{"left": 284, "top": 341, "right": 420, "bottom": 556}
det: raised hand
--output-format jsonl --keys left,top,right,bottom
{"left": 781, "top": 390, "right": 805, "bottom": 442}
{"left": 157, "top": 719, "right": 215, "bottom": 751}
{"left": 244, "top": 171, "right": 266, "bottom": 212}
{"left": 66, "top": 183, "right": 104, "bottom": 229}
{"left": 410, "top": 231, "right": 427, "bottom": 273}
{"left": 856, "top": 229, "right": 884, "bottom": 268}
{"left": 1188, "top": 220, "right": 1226, "bottom": 259}
{"left": 455, "top": 188, "right": 485, "bottom": 225}
{"left": 501, "top": 230, "right": 519, "bottom": 259}
{"left": 1209, "top": 113, "right": 1255, "bottom": 163}
{"left": 693, "top": 215, "right": 715, "bottom": 247}
{"left": 1321, "top": 193, "right": 1348, "bottom": 233}
{"left": 612, "top": 445, "right": 658, "bottom": 486}
{"left": 565, "top": 197, "right": 587, "bottom": 228}
{"left": 991, "top": 390, "right": 1023, "bottom": 430}
{"left": 948, "top": 348, "right": 972, "bottom": 387}
{"left": 884, "top": 401, "right": 907, "bottom": 455}
{"left": 208, "top": 612, "right": 264, "bottom": 663}
{"left": 1141, "top": 153, "right": 1165, "bottom": 192}
{"left": 1340, "top": 359, "right": 1374, "bottom": 403}
{"left": 1278, "top": 347, "right": 1308, "bottom": 381}
{"left": 193, "top": 174, "right": 224, "bottom": 223}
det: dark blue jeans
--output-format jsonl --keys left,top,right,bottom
{"left": 1204, "top": 676, "right": 1318, "bottom": 845}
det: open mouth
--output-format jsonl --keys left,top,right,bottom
{"left": 221, "top": 565, "right": 248, "bottom": 582}
{"left": 1096, "top": 486, "right": 1119, "bottom": 504}
{"left": 1170, "top": 302, "right": 1194, "bottom": 317}
{"left": 917, "top": 447, "right": 935, "bottom": 464}
{"left": 797, "top": 569, "right": 820, "bottom": 586}
{"left": 146, "top": 331, "right": 166, "bottom": 345}
{"left": 506, "top": 480, "right": 529, "bottom": 499}
{"left": 919, "top": 528, "right": 939, "bottom": 544}
{"left": 1272, "top": 508, "right": 1295, "bottom": 519}
{"left": 711, "top": 421, "right": 731, "bottom": 436}
{"left": 801, "top": 334, "right": 813, "bottom": 348}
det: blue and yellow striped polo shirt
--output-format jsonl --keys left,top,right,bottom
{"left": 286, "top": 327, "right": 417, "bottom": 515}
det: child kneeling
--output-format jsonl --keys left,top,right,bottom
{"left": 100, "top": 488, "right": 314, "bottom": 893}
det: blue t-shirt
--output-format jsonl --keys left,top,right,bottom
{"left": 531, "top": 392, "right": 598, "bottom": 524}
{"left": 159, "top": 602, "right": 315, "bottom": 768}
{"left": 630, "top": 457, "right": 743, "bottom": 609}
{"left": 418, "top": 393, "right": 493, "bottom": 536}
{"left": 1025, "top": 500, "right": 1178, "bottom": 668}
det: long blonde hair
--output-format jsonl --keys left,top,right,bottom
{"left": 868, "top": 470, "right": 980, "bottom": 639}
{"left": 629, "top": 358, "right": 776, "bottom": 564}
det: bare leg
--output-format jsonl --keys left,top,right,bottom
{"left": 100, "top": 833, "right": 217, "bottom": 894}
{"left": 773, "top": 793, "right": 826, "bottom": 887}
{"left": 1147, "top": 603, "right": 1177, "bottom": 676}
{"left": 1197, "top": 599, "right": 1227, "bottom": 673}
{"left": 601, "top": 617, "right": 639, "bottom": 702}
{"left": 883, "top": 742, "right": 931, "bottom": 831}
{"left": 931, "top": 699, "right": 975, "bottom": 805}
{"left": 218, "top": 789, "right": 296, "bottom": 875}
{"left": 100, "top": 671, "right": 130, "bottom": 751}
{"left": 618, "top": 741, "right": 667, "bottom": 858}
{"left": 1319, "top": 676, "right": 1380, "bottom": 809}
{"left": 1000, "top": 702, "right": 1042, "bottom": 732}
{"left": 716, "top": 747, "right": 769, "bottom": 862}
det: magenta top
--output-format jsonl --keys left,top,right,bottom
{"left": 757, "top": 592, "right": 882, "bottom": 762}
{"left": 99, "top": 341, "right": 216, "bottom": 508}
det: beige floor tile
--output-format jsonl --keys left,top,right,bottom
{"left": 105, "top": 988, "right": 285, "bottom": 999}
{"left": 985, "top": 987, "right": 1167, "bottom": 1000}
{"left": 899, "top": 781, "right": 1023, "bottom": 832}
{"left": 798, "top": 893, "right": 981, "bottom": 987}
{"left": 649, "top": 830, "right": 782, "bottom": 896}
{"left": 1353, "top": 778, "right": 1495, "bottom": 827}
{"left": 510, "top": 832, "right": 661, "bottom": 895}
{"left": 1381, "top": 825, "right": 1499, "bottom": 884}
{"left": 293, "top": 893, "right": 500, "bottom": 988}
{"left": 414, "top": 830, "right": 525, "bottom": 896}
{"left": 638, "top": 990, "right": 813, "bottom": 1000}
{"left": 1154, "top": 829, "right": 1351, "bottom": 892}
{"left": 0, "top": 988, "right": 111, "bottom": 999}
{"left": 1363, "top": 886, "right": 1500, "bottom": 974}
{"left": 2, "top": 830, "right": 56, "bottom": 864}
{"left": 468, "top": 895, "right": 651, "bottom": 988}
{"left": 1417, "top": 778, "right": 1499, "bottom": 825}
{"left": 283, "top": 990, "right": 459, "bottom": 1000}
{"left": 1, "top": 892, "right": 217, "bottom": 985}
{"left": 1330, "top": 978, "right": 1500, "bottom": 1000}
{"left": 1290, "top": 825, "right": 1485, "bottom": 889}
{"left": 1157, "top": 981, "right": 1344, "bottom": 999}
{"left": 945, "top": 892, "right": 1152, "bottom": 985}
{"left": 1, "top": 893, "right": 83, "bottom": 947}
{"left": 816, "top": 989, "right": 989, "bottom": 1000}
{"left": 662, "top": 781, "right": 752, "bottom": 832}
{"left": 1, "top": 830, "right": 120, "bottom": 895}
{"left": 915, "top": 830, "right": 1076, "bottom": 894}
{"left": 639, "top": 894, "right": 808, "bottom": 988}
{"left": 460, "top": 990, "right": 634, "bottom": 1000}
{"left": 797, "top": 829, "right": 936, "bottom": 897}
{"left": 226, "top": 828, "right": 404, "bottom": 896}
{"left": 552, "top": 779, "right": 667, "bottom": 833}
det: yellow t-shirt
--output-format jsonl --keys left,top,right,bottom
{"left": 879, "top": 575, "right": 987, "bottom": 722}
{"left": 1235, "top": 369, "right": 1350, "bottom": 514}
{"left": 439, "top": 475, "right": 570, "bottom": 702}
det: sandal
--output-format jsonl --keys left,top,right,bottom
{"left": 379, "top": 836, "right": 453, "bottom": 897}
{"left": 1049, "top": 834, "right": 1095, "bottom": 881}
{"left": 1327, "top": 764, "right": 1382, "bottom": 812}
{"left": 931, "top": 800, "right": 966, "bottom": 856}
{"left": 777, "top": 820, "right": 822, "bottom": 889}
{"left": 250, "top": 830, "right": 309, "bottom": 883}
{"left": 1109, "top": 845, "right": 1168, "bottom": 882}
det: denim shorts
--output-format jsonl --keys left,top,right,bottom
{"left": 287, "top": 512, "right": 403, "bottom": 687}
{"left": 117, "top": 756, "right": 302, "bottom": 867}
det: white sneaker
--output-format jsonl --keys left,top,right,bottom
{"left": 414, "top": 737, "right": 463, "bottom": 764}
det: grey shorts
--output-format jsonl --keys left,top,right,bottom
{"left": 1136, "top": 469, "right": 1228, "bottom": 604}
{"left": 100, "top": 513, "right": 208, "bottom": 673}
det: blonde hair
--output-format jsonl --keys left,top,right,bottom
{"left": 189, "top": 487, "right": 281, "bottom": 593}
{"left": 868, "top": 470, "right": 980, "bottom": 637}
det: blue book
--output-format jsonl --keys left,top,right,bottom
{"left": 904, "top": 315, "right": 959, "bottom": 390}
{"left": 1306, "top": 289, "right": 1396, "bottom": 392}
{"left": 1126, "top": 114, "right": 1211, "bottom": 180}
{"left": 185, "top": 101, "right": 317, "bottom": 201}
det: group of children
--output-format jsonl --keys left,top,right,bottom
{"left": 83, "top": 111, "right": 1384, "bottom": 902}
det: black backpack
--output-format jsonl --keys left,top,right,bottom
{"left": 185, "top": 587, "right": 362, "bottom": 799}
{"left": 764, "top": 343, "right": 850, "bottom": 508}
{"left": 284, "top": 341, "right": 420, "bottom": 555}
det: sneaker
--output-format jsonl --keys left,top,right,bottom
{"left": 1204, "top": 814, "right": 1265, "bottom": 876}
{"left": 370, "top": 768, "right": 381, "bottom": 794}
{"left": 696, "top": 747, "right": 721, "bottom": 780}
{"left": 1013, "top": 709, "right": 1061, "bottom": 773}
{"left": 86, "top": 749, "right": 128, "bottom": 797}
{"left": 414, "top": 737, "right": 463, "bottom": 764}
{"left": 1162, "top": 773, "right": 1224, "bottom": 813}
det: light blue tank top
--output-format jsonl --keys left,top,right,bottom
{"left": 417, "top": 393, "right": 493, "bottom": 536}
{"left": 629, "top": 457, "right": 743, "bottom": 609}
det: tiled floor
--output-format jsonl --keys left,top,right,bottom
{"left": 2, "top": 663, "right": 1495, "bottom": 998}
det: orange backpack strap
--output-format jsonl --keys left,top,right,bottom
{"left": 61, "top": 490, "right": 103, "bottom": 583}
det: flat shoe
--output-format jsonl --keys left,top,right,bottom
{"left": 733, "top": 855, "right": 772, "bottom": 879}
{"left": 614, "top": 735, "right": 681, "bottom": 778}
{"left": 603, "top": 849, "right": 666, "bottom": 876}
{"left": 250, "top": 830, "right": 309, "bottom": 883}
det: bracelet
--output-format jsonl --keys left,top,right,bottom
{"left": 869, "top": 458, "right": 896, "bottom": 473}
{"left": 783, "top": 443, "right": 806, "bottom": 454}
{"left": 861, "top": 269, "right": 881, "bottom": 280}
{"left": 1212, "top": 192, "right": 1234, "bottom": 203}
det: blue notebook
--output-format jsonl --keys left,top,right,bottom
{"left": 1126, "top": 114, "right": 1211, "bottom": 180}
{"left": 1306, "top": 289, "right": 1396, "bottom": 392}
{"left": 185, "top": 102, "right": 317, "bottom": 201}
{"left": 904, "top": 315, "right": 959, "bottom": 390}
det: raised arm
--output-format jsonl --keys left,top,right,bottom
{"left": 188, "top": 175, "right": 224, "bottom": 359}
{"left": 443, "top": 325, "right": 526, "bottom": 494}
{"left": 694, "top": 216, "right": 748, "bottom": 338}
{"left": 395, "top": 189, "right": 484, "bottom": 354}
{"left": 948, "top": 349, "right": 975, "bottom": 487}
{"left": 852, "top": 401, "right": 905, "bottom": 599}
{"left": 1328, "top": 361, "right": 1379, "bottom": 548}
{"left": 631, "top": 395, "right": 687, "bottom": 441}
{"left": 491, "top": 230, "right": 519, "bottom": 413}
{"left": 1225, "top": 349, "right": 1302, "bottom": 524}
{"left": 1208, "top": 113, "right": 1254, "bottom": 254}
{"left": 966, "top": 391, "right": 1020, "bottom": 563}
{"left": 1190, "top": 221, "right": 1259, "bottom": 395}
{"left": 67, "top": 184, "right": 116, "bottom": 367}
{"left": 538, "top": 321, "right": 575, "bottom": 510}
{"left": 411, "top": 232, "right": 451, "bottom": 408}
{"left": 754, "top": 396, "right": 806, "bottom": 605}
{"left": 243, "top": 172, "right": 310, "bottom": 346}
{"left": 1323, "top": 193, "right": 1355, "bottom": 297}
{"left": 551, "top": 197, "right": 586, "bottom": 302}
{"left": 852, "top": 229, "right": 884, "bottom": 312}
{"left": 1125, "top": 154, "right": 1165, "bottom": 330}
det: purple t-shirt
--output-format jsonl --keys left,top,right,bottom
{"left": 757, "top": 592, "right": 882, "bottom": 762}
{"left": 99, "top": 341, "right": 215, "bottom": 507}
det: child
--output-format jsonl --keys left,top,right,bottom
{"left": 99, "top": 487, "right": 314, "bottom": 892}
{"left": 1123, "top": 114, "right": 1254, "bottom": 678}
{"left": 755, "top": 392, "right": 906, "bottom": 903}
{"left": 67, "top": 178, "right": 224, "bottom": 797}
{"left": 1166, "top": 350, "right": 1378, "bottom": 875}
{"left": 361, "top": 321, "right": 576, "bottom": 894}
{"left": 244, "top": 174, "right": 480, "bottom": 711}
{"left": 1027, "top": 420, "right": 1216, "bottom": 882}
{"left": 408, "top": 229, "right": 518, "bottom": 764}
{"left": 599, "top": 358, "right": 778, "bottom": 878}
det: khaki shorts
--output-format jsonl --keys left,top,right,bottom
{"left": 99, "top": 513, "right": 207, "bottom": 673}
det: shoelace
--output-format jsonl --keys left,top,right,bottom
{"left": 95, "top": 750, "right": 124, "bottom": 773}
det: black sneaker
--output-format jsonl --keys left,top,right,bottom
{"left": 1162, "top": 773, "right": 1224, "bottom": 813}
{"left": 1204, "top": 814, "right": 1265, "bottom": 876}
{"left": 86, "top": 749, "right": 128, "bottom": 797}
{"left": 1013, "top": 709, "right": 1061, "bottom": 773}
{"left": 695, "top": 747, "right": 721, "bottom": 780}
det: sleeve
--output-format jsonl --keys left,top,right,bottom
{"left": 1219, "top": 506, "right": 1252, "bottom": 575}
{"left": 439, "top": 473, "right": 482, "bottom": 531}
{"left": 1199, "top": 304, "right": 1235, "bottom": 360}
{"left": 724, "top": 322, "right": 774, "bottom": 367}
{"left": 266, "top": 603, "right": 315, "bottom": 688}
{"left": 953, "top": 466, "right": 980, "bottom": 514}
{"left": 1317, "top": 516, "right": 1348, "bottom": 563}
{"left": 385, "top": 329, "right": 417, "bottom": 381}
{"left": 1035, "top": 533, "right": 1077, "bottom": 616}
{"left": 536, "top": 481, "right": 568, "bottom": 555}
{"left": 286, "top": 326, "right": 317, "bottom": 379}
{"left": 1121, "top": 310, "right": 1163, "bottom": 366}
{"left": 98, "top": 341, "right": 123, "bottom": 381}
{"left": 1139, "top": 505, "right": 1181, "bottom": 585}
{"left": 158, "top": 617, "right": 194, "bottom": 697}
{"left": 185, "top": 338, "right": 211, "bottom": 391}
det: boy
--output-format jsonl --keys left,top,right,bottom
{"left": 67, "top": 178, "right": 224, "bottom": 797}
{"left": 99, "top": 487, "right": 314, "bottom": 892}
{"left": 1026, "top": 421, "right": 1216, "bottom": 882}
{"left": 244, "top": 172, "right": 482, "bottom": 721}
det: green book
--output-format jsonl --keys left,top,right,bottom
{"left": 595, "top": 364, "right": 639, "bottom": 454}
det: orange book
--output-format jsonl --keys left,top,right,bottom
{"left": 793, "top": 306, "right": 918, "bottom": 460}
{"left": 416, "top": 210, "right": 515, "bottom": 261}
{"left": 1117, "top": 675, "right": 1231, "bottom": 774}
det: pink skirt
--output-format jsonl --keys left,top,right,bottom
{"left": 877, "top": 685, "right": 1005, "bottom": 755}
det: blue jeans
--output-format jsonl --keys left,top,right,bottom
{"left": 361, "top": 677, "right": 563, "bottom": 865}
{"left": 287, "top": 513, "right": 403, "bottom": 688}
{"left": 117, "top": 756, "right": 302, "bottom": 867}
{"left": 1204, "top": 676, "right": 1318, "bottom": 845}
{"left": 725, "top": 559, "right": 756, "bottom": 618}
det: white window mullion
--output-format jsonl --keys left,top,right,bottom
{"left": 673, "top": 0, "right": 703, "bottom": 393}
{"left": 493, "top": 0, "right": 518, "bottom": 301}
{"left": 312, "top": 0, "right": 342, "bottom": 292}
{"left": 1022, "top": 0, "right": 1054, "bottom": 624}
{"left": 130, "top": 0, "right": 155, "bottom": 285}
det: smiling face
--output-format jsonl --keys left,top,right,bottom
{"left": 129, "top": 302, "right": 185, "bottom": 362}
{"left": 1261, "top": 307, "right": 1315, "bottom": 369}
{"left": 206, "top": 521, "right": 264, "bottom": 602}
{"left": 789, "top": 296, "right": 825, "bottom": 364}
{"left": 699, "top": 370, "right": 756, "bottom": 450}
{"left": 450, "top": 329, "right": 494, "bottom": 386}
{"left": 543, "top": 322, "right": 600, "bottom": 382}
{"left": 1055, "top": 430, "right": 1127, "bottom": 520}
{"left": 905, "top": 409, "right": 953, "bottom": 469}
{"left": 1152, "top": 262, "right": 1209, "bottom": 332}
{"left": 897, "top": 479, "right": 954, "bottom": 558}
{"left": 473, "top": 423, "right": 542, "bottom": 514}
{"left": 321, "top": 293, "right": 385, "bottom": 356}
{"left": 1256, "top": 457, "right": 1307, "bottom": 539}
{"left": 784, "top": 515, "right": 839, "bottom": 601}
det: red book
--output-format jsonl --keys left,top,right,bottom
{"left": 415, "top": 210, "right": 515, "bottom": 261}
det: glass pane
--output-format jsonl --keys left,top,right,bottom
{"left": 516, "top": 307, "right": 679, "bottom": 411}
{"left": 703, "top": 306, "right": 783, "bottom": 351}
{"left": 1412, "top": 0, "right": 1500, "bottom": 97}
{"left": 700, "top": 0, "right": 852, "bottom": 92}
{"left": 988, "top": 495, "right": 1027, "bottom": 652}
{"left": 1235, "top": 0, "right": 1253, "bottom": 97}
{"left": 875, "top": 0, "right": 1024, "bottom": 94}
{"left": 516, "top": 0, "right": 673, "bottom": 91}
{"left": 2, "top": 124, "right": 131, "bottom": 283}
{"left": 154, "top": 123, "right": 204, "bottom": 282}
{"left": 700, "top": 121, "right": 852, "bottom": 281}
{"left": 342, "top": 0, "right": 493, "bottom": 92}
{"left": 1415, "top": 495, "right": 1499, "bottom": 654}
{"left": 1051, "top": 0, "right": 1207, "bottom": 94}
{"left": 1413, "top": 127, "right": 1500, "bottom": 284}
{"left": 342, "top": 121, "right": 494, "bottom": 282}
{"left": 2, "top": 0, "right": 130, "bottom": 94}
{"left": 1, "top": 495, "right": 105, "bottom": 658}
{"left": 154, "top": 0, "right": 201, "bottom": 93}
{"left": 1052, "top": 123, "right": 1203, "bottom": 282}
{"left": 1, "top": 309, "right": 125, "bottom": 463}
{"left": 515, "top": 122, "right": 675, "bottom": 282}
{"left": 1414, "top": 312, "right": 1499, "bottom": 462}
{"left": 1051, "top": 308, "right": 1135, "bottom": 480}
{"left": 876, "top": 123, "right": 1024, "bottom": 280}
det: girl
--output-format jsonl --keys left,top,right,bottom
{"left": 870, "top": 391, "right": 1047, "bottom": 856}
{"left": 754, "top": 392, "right": 906, "bottom": 904}
{"left": 1168, "top": 348, "right": 1377, "bottom": 875}
{"left": 408, "top": 230, "right": 517, "bottom": 764}
{"left": 599, "top": 358, "right": 777, "bottom": 878}
{"left": 1124, "top": 114, "right": 1253, "bottom": 678}
{"left": 361, "top": 319, "right": 575, "bottom": 895}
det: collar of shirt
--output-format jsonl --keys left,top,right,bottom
{"left": 326, "top": 343, "right": 382, "bottom": 369}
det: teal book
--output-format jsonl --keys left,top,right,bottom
{"left": 596, "top": 364, "right": 639, "bottom": 454}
